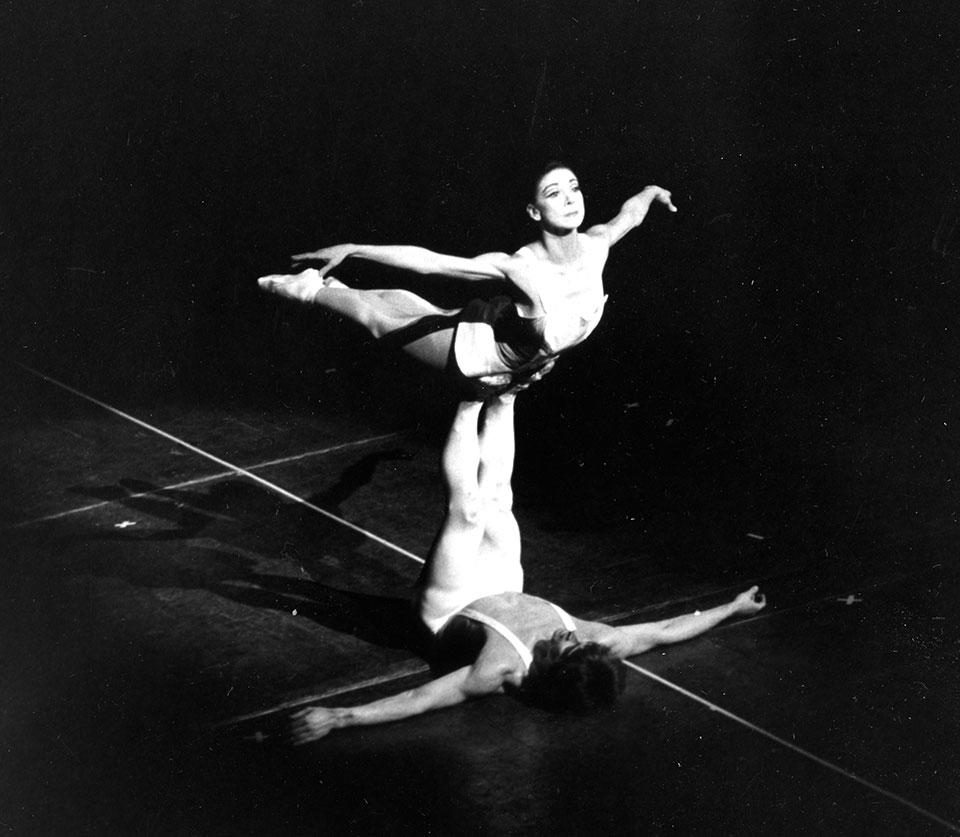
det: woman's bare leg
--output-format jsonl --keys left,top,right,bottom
{"left": 259, "top": 269, "right": 457, "bottom": 370}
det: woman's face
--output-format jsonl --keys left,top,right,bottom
{"left": 528, "top": 168, "right": 584, "bottom": 231}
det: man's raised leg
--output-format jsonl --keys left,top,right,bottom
{"left": 415, "top": 400, "right": 487, "bottom": 629}
{"left": 476, "top": 391, "right": 522, "bottom": 589}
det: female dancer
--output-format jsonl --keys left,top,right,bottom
{"left": 259, "top": 164, "right": 677, "bottom": 392}
{"left": 290, "top": 388, "right": 766, "bottom": 743}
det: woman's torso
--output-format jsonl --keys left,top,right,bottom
{"left": 508, "top": 234, "right": 610, "bottom": 355}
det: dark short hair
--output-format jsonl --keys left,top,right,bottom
{"left": 515, "top": 636, "right": 626, "bottom": 713}
{"left": 529, "top": 160, "right": 575, "bottom": 203}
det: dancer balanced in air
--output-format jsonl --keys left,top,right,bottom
{"left": 259, "top": 163, "right": 677, "bottom": 393}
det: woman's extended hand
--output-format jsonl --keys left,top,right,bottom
{"left": 734, "top": 585, "right": 766, "bottom": 614}
{"left": 289, "top": 705, "right": 343, "bottom": 744}
{"left": 617, "top": 186, "right": 677, "bottom": 230}
{"left": 642, "top": 185, "right": 678, "bottom": 213}
{"left": 291, "top": 244, "right": 355, "bottom": 277}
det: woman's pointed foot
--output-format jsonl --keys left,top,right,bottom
{"left": 257, "top": 269, "right": 345, "bottom": 302}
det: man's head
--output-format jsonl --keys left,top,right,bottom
{"left": 516, "top": 631, "right": 626, "bottom": 712}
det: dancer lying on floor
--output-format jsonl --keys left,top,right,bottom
{"left": 290, "top": 390, "right": 766, "bottom": 743}
{"left": 260, "top": 163, "right": 677, "bottom": 393}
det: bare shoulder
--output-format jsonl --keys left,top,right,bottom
{"left": 499, "top": 245, "right": 542, "bottom": 286}
{"left": 471, "top": 251, "right": 517, "bottom": 270}
{"left": 583, "top": 223, "right": 616, "bottom": 247}
{"left": 465, "top": 637, "right": 524, "bottom": 694}
{"left": 571, "top": 617, "right": 620, "bottom": 646}
{"left": 509, "top": 243, "right": 542, "bottom": 264}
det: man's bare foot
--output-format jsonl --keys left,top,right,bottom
{"left": 528, "top": 358, "right": 557, "bottom": 382}
{"left": 461, "top": 372, "right": 514, "bottom": 402}
{"left": 477, "top": 373, "right": 513, "bottom": 389}
{"left": 500, "top": 358, "right": 557, "bottom": 396}
{"left": 257, "top": 269, "right": 345, "bottom": 302}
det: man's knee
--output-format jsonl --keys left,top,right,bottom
{"left": 449, "top": 489, "right": 485, "bottom": 527}
{"left": 482, "top": 480, "right": 513, "bottom": 515}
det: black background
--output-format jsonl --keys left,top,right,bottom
{"left": 3, "top": 0, "right": 960, "bottom": 555}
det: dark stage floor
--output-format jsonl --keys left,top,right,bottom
{"left": 2, "top": 359, "right": 958, "bottom": 835}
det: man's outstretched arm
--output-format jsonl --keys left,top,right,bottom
{"left": 598, "top": 586, "right": 766, "bottom": 658}
{"left": 289, "top": 661, "right": 512, "bottom": 744}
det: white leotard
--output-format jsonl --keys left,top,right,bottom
{"left": 457, "top": 601, "right": 577, "bottom": 673}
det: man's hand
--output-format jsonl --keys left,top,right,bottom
{"left": 734, "top": 585, "right": 766, "bottom": 615}
{"left": 290, "top": 706, "right": 343, "bottom": 745}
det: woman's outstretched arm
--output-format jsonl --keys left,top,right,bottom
{"left": 593, "top": 586, "right": 766, "bottom": 658}
{"left": 292, "top": 243, "right": 515, "bottom": 282}
{"left": 587, "top": 185, "right": 678, "bottom": 247}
